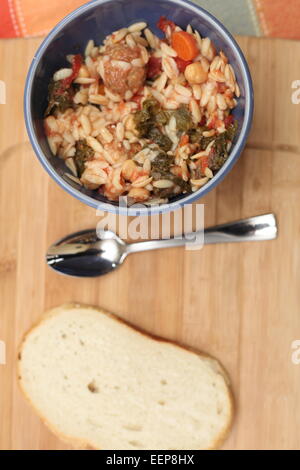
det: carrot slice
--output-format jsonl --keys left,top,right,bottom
{"left": 171, "top": 31, "right": 199, "bottom": 61}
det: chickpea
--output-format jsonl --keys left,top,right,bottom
{"left": 184, "top": 62, "right": 208, "bottom": 85}
{"left": 128, "top": 187, "right": 149, "bottom": 202}
{"left": 78, "top": 65, "right": 90, "bottom": 78}
{"left": 121, "top": 159, "right": 137, "bottom": 181}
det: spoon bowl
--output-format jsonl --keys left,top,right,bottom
{"left": 47, "top": 229, "right": 127, "bottom": 277}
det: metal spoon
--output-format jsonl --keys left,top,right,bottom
{"left": 46, "top": 213, "right": 277, "bottom": 277}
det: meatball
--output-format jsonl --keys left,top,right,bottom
{"left": 103, "top": 44, "right": 146, "bottom": 97}
{"left": 106, "top": 44, "right": 140, "bottom": 62}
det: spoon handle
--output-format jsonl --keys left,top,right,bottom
{"left": 204, "top": 213, "right": 277, "bottom": 244}
{"left": 126, "top": 213, "right": 277, "bottom": 254}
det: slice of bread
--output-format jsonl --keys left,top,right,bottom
{"left": 18, "top": 304, "right": 233, "bottom": 450}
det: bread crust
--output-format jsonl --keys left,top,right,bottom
{"left": 18, "top": 303, "right": 234, "bottom": 450}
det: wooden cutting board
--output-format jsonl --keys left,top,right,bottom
{"left": 0, "top": 35, "right": 300, "bottom": 450}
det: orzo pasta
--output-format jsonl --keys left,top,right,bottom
{"left": 44, "top": 16, "right": 239, "bottom": 205}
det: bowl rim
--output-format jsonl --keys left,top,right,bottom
{"left": 24, "top": 0, "right": 254, "bottom": 216}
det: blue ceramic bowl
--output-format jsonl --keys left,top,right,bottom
{"left": 24, "top": 0, "right": 253, "bottom": 216}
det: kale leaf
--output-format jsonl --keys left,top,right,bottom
{"left": 74, "top": 139, "right": 94, "bottom": 176}
{"left": 134, "top": 99, "right": 172, "bottom": 151}
{"left": 44, "top": 80, "right": 75, "bottom": 117}
{"left": 173, "top": 106, "right": 194, "bottom": 132}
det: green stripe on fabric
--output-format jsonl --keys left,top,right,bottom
{"left": 191, "top": 0, "right": 262, "bottom": 36}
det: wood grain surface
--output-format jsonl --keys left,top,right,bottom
{"left": 0, "top": 36, "right": 300, "bottom": 450}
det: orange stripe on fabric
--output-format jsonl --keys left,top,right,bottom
{"left": 0, "top": 0, "right": 20, "bottom": 37}
{"left": 13, "top": 0, "right": 28, "bottom": 36}
{"left": 12, "top": 0, "right": 87, "bottom": 38}
{"left": 7, "top": 0, "right": 21, "bottom": 37}
{"left": 253, "top": 0, "right": 300, "bottom": 39}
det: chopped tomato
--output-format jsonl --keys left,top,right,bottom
{"left": 179, "top": 134, "right": 189, "bottom": 147}
{"left": 171, "top": 31, "right": 199, "bottom": 61}
{"left": 217, "top": 82, "right": 227, "bottom": 94}
{"left": 147, "top": 56, "right": 162, "bottom": 79}
{"left": 199, "top": 116, "right": 207, "bottom": 127}
{"left": 174, "top": 57, "right": 193, "bottom": 73}
{"left": 118, "top": 101, "right": 126, "bottom": 112}
{"left": 207, "top": 116, "right": 217, "bottom": 129}
{"left": 157, "top": 16, "right": 176, "bottom": 34}
{"left": 131, "top": 169, "right": 148, "bottom": 181}
{"left": 139, "top": 170, "right": 150, "bottom": 178}
{"left": 132, "top": 93, "right": 143, "bottom": 108}
{"left": 60, "top": 54, "right": 82, "bottom": 89}
{"left": 200, "top": 156, "right": 209, "bottom": 175}
{"left": 224, "top": 115, "right": 234, "bottom": 127}
{"left": 98, "top": 83, "right": 105, "bottom": 95}
{"left": 171, "top": 166, "right": 183, "bottom": 178}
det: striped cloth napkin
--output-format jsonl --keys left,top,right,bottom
{"left": 1, "top": 0, "right": 300, "bottom": 39}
